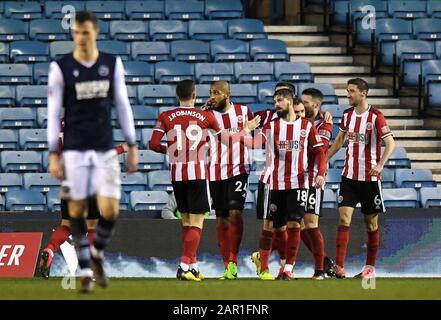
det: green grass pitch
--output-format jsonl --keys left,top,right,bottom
{"left": 0, "top": 278, "right": 440, "bottom": 300}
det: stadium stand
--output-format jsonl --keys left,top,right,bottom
{"left": 383, "top": 188, "right": 419, "bottom": 208}
{"left": 0, "top": 173, "right": 22, "bottom": 194}
{"left": 5, "top": 190, "right": 46, "bottom": 211}
{"left": 188, "top": 20, "right": 227, "bottom": 41}
{"left": 125, "top": 0, "right": 165, "bottom": 20}
{"left": 228, "top": 19, "right": 266, "bottom": 40}
{"left": 420, "top": 187, "right": 441, "bottom": 208}
{"left": 165, "top": 0, "right": 204, "bottom": 20}
{"left": 147, "top": 170, "right": 173, "bottom": 192}
{"left": 131, "top": 41, "right": 170, "bottom": 62}
{"left": 0, "top": 129, "right": 18, "bottom": 150}
{"left": 109, "top": 20, "right": 148, "bottom": 41}
{"left": 130, "top": 190, "right": 168, "bottom": 211}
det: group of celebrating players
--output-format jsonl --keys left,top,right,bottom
{"left": 41, "top": 11, "right": 396, "bottom": 293}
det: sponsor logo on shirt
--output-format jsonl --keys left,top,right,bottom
{"left": 276, "top": 140, "right": 303, "bottom": 150}
{"left": 75, "top": 80, "right": 110, "bottom": 100}
{"left": 346, "top": 132, "right": 369, "bottom": 145}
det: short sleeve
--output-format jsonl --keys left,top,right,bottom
{"left": 339, "top": 113, "right": 347, "bottom": 132}
{"left": 375, "top": 112, "right": 393, "bottom": 139}
{"left": 318, "top": 122, "right": 333, "bottom": 141}
{"left": 309, "top": 123, "right": 324, "bottom": 148}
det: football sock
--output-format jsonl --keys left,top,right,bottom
{"left": 87, "top": 228, "right": 95, "bottom": 246}
{"left": 258, "top": 230, "right": 273, "bottom": 272}
{"left": 307, "top": 227, "right": 325, "bottom": 273}
{"left": 228, "top": 216, "right": 243, "bottom": 264}
{"left": 70, "top": 218, "right": 91, "bottom": 271}
{"left": 182, "top": 226, "right": 202, "bottom": 266}
{"left": 46, "top": 225, "right": 70, "bottom": 253}
{"left": 366, "top": 229, "right": 379, "bottom": 266}
{"left": 216, "top": 223, "right": 230, "bottom": 268}
{"left": 301, "top": 229, "right": 314, "bottom": 253}
{"left": 93, "top": 217, "right": 116, "bottom": 256}
{"left": 190, "top": 263, "right": 199, "bottom": 272}
{"left": 336, "top": 225, "right": 350, "bottom": 267}
{"left": 273, "top": 229, "right": 287, "bottom": 260}
{"left": 286, "top": 228, "right": 301, "bottom": 266}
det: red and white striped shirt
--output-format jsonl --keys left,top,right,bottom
{"left": 208, "top": 103, "right": 253, "bottom": 181}
{"left": 339, "top": 106, "right": 393, "bottom": 181}
{"left": 259, "top": 117, "right": 324, "bottom": 190}
{"left": 308, "top": 119, "right": 333, "bottom": 186}
{"left": 153, "top": 106, "right": 222, "bottom": 182}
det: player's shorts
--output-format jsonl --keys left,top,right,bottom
{"left": 305, "top": 188, "right": 324, "bottom": 216}
{"left": 256, "top": 181, "right": 288, "bottom": 228}
{"left": 338, "top": 176, "right": 385, "bottom": 215}
{"left": 209, "top": 174, "right": 248, "bottom": 217}
{"left": 172, "top": 179, "right": 211, "bottom": 214}
{"left": 264, "top": 188, "right": 308, "bottom": 224}
{"left": 60, "top": 197, "right": 101, "bottom": 220}
{"left": 62, "top": 149, "right": 121, "bottom": 201}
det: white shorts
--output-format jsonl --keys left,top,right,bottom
{"left": 62, "top": 149, "right": 121, "bottom": 201}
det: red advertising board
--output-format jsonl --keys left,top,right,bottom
{"left": 0, "top": 232, "right": 42, "bottom": 278}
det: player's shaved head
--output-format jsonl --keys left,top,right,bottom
{"left": 211, "top": 81, "right": 230, "bottom": 96}
{"left": 209, "top": 81, "right": 230, "bottom": 112}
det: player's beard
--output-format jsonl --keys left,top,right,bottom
{"left": 305, "top": 107, "right": 315, "bottom": 119}
{"left": 213, "top": 98, "right": 228, "bottom": 112}
{"left": 276, "top": 108, "right": 289, "bottom": 118}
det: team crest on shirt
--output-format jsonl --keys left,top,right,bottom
{"left": 366, "top": 122, "right": 373, "bottom": 131}
{"left": 98, "top": 65, "right": 110, "bottom": 77}
{"left": 73, "top": 69, "right": 79, "bottom": 77}
{"left": 269, "top": 203, "right": 278, "bottom": 212}
{"left": 300, "top": 129, "right": 307, "bottom": 137}
{"left": 237, "top": 115, "right": 243, "bottom": 123}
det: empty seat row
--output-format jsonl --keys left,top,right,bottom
{"left": 0, "top": 39, "right": 288, "bottom": 63}
{"left": 0, "top": 0, "right": 244, "bottom": 21}
{"left": 0, "top": 18, "right": 265, "bottom": 42}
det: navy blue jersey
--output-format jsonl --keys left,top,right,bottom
{"left": 55, "top": 52, "right": 115, "bottom": 151}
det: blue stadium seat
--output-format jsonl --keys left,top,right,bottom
{"left": 325, "top": 168, "right": 342, "bottom": 191}
{"left": 250, "top": 39, "right": 288, "bottom": 62}
{"left": 228, "top": 19, "right": 266, "bottom": 40}
{"left": 235, "top": 62, "right": 274, "bottom": 83}
{"left": 385, "top": 146, "right": 411, "bottom": 168}
{"left": 46, "top": 189, "right": 61, "bottom": 212}
{"left": 50, "top": 41, "right": 75, "bottom": 60}
{"left": 383, "top": 188, "right": 418, "bottom": 208}
{"left": 165, "top": 0, "right": 204, "bottom": 20}
{"left": 396, "top": 40, "right": 435, "bottom": 87}
{"left": 188, "top": 20, "right": 227, "bottom": 41}
{"left": 0, "top": 19, "right": 28, "bottom": 41}
{"left": 141, "top": 128, "right": 154, "bottom": 149}
{"left": 119, "top": 191, "right": 130, "bottom": 211}
{"left": 147, "top": 170, "right": 173, "bottom": 192}
{"left": 4, "top": 1, "right": 42, "bottom": 20}
{"left": 0, "top": 129, "right": 18, "bottom": 150}
{"left": 126, "top": 85, "right": 138, "bottom": 105}
{"left": 44, "top": 1, "right": 85, "bottom": 19}
{"left": 0, "top": 108, "right": 35, "bottom": 128}
{"left": 298, "top": 83, "right": 338, "bottom": 104}
{"left": 5, "top": 190, "right": 46, "bottom": 211}
{"left": 395, "top": 169, "right": 437, "bottom": 188}
{"left": 155, "top": 61, "right": 194, "bottom": 84}
{"left": 131, "top": 41, "right": 170, "bottom": 62}
{"left": 248, "top": 171, "right": 261, "bottom": 192}
{"left": 130, "top": 190, "right": 168, "bottom": 211}
{"left": 125, "top": 1, "right": 165, "bottom": 20}
{"left": 275, "top": 61, "right": 314, "bottom": 83}
{"left": 420, "top": 187, "right": 441, "bottom": 208}
{"left": 138, "top": 84, "right": 177, "bottom": 106}
{"left": 323, "top": 189, "right": 337, "bottom": 208}
{"left": 0, "top": 64, "right": 32, "bottom": 85}
{"left": 18, "top": 129, "right": 47, "bottom": 150}
{"left": 109, "top": 21, "right": 148, "bottom": 41}
{"left": 427, "top": 0, "right": 441, "bottom": 18}
{"left": 195, "top": 62, "right": 235, "bottom": 84}
{"left": 381, "top": 168, "right": 395, "bottom": 188}
{"left": 10, "top": 41, "right": 49, "bottom": 63}
{"left": 257, "top": 81, "right": 277, "bottom": 104}
{"left": 138, "top": 150, "right": 165, "bottom": 171}
{"left": 149, "top": 20, "right": 187, "bottom": 41}
{"left": 244, "top": 191, "right": 255, "bottom": 209}
{"left": 388, "top": 1, "right": 427, "bottom": 19}
{"left": 329, "top": 148, "right": 346, "bottom": 168}
{"left": 120, "top": 172, "right": 147, "bottom": 194}
{"left": 230, "top": 83, "right": 258, "bottom": 104}
{"left": 16, "top": 85, "right": 47, "bottom": 107}
{"left": 97, "top": 20, "right": 109, "bottom": 40}
{"left": 350, "top": 0, "right": 388, "bottom": 44}
{"left": 422, "top": 59, "right": 441, "bottom": 108}
{"left": 195, "top": 84, "right": 210, "bottom": 105}
{"left": 211, "top": 39, "right": 249, "bottom": 62}
{"left": 248, "top": 104, "right": 272, "bottom": 113}
{"left": 1, "top": 151, "right": 42, "bottom": 173}
{"left": 97, "top": 41, "right": 130, "bottom": 61}
{"left": 320, "top": 104, "right": 347, "bottom": 124}
{"left": 413, "top": 19, "right": 441, "bottom": 41}
{"left": 23, "top": 173, "right": 60, "bottom": 193}
{"left": 332, "top": 0, "right": 349, "bottom": 25}
{"left": 29, "top": 19, "right": 70, "bottom": 41}
{"left": 375, "top": 18, "right": 413, "bottom": 66}
{"left": 37, "top": 108, "right": 48, "bottom": 128}
{"left": 0, "top": 43, "right": 9, "bottom": 63}
{"left": 122, "top": 61, "right": 154, "bottom": 85}
{"left": 113, "top": 129, "right": 142, "bottom": 148}
{"left": 205, "top": 0, "right": 244, "bottom": 19}
{"left": 0, "top": 86, "right": 15, "bottom": 106}
{"left": 33, "top": 62, "right": 50, "bottom": 85}
{"left": 0, "top": 173, "right": 22, "bottom": 194}
{"left": 171, "top": 40, "right": 210, "bottom": 63}
{"left": 85, "top": 1, "right": 125, "bottom": 20}
{"left": 251, "top": 149, "right": 266, "bottom": 172}
{"left": 131, "top": 105, "right": 158, "bottom": 127}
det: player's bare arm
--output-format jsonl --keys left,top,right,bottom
{"left": 370, "top": 135, "right": 395, "bottom": 177}
{"left": 326, "top": 130, "right": 346, "bottom": 163}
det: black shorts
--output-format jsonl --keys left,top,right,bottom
{"left": 268, "top": 188, "right": 308, "bottom": 224}
{"left": 256, "top": 181, "right": 288, "bottom": 228}
{"left": 61, "top": 197, "right": 101, "bottom": 220}
{"left": 305, "top": 188, "right": 324, "bottom": 216}
{"left": 210, "top": 174, "right": 248, "bottom": 217}
{"left": 172, "top": 179, "right": 210, "bottom": 214}
{"left": 338, "top": 176, "right": 385, "bottom": 215}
